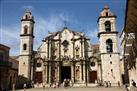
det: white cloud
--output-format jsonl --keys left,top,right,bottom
{"left": 0, "top": 11, "right": 99, "bottom": 56}
{"left": 0, "top": 24, "right": 20, "bottom": 56}
{"left": 84, "top": 24, "right": 99, "bottom": 44}
{"left": 34, "top": 12, "right": 73, "bottom": 50}
{"left": 0, "top": 12, "right": 74, "bottom": 56}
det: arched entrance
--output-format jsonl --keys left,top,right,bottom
{"left": 61, "top": 66, "right": 71, "bottom": 83}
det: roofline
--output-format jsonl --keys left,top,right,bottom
{"left": 123, "top": 0, "right": 129, "bottom": 32}
{"left": 0, "top": 44, "right": 10, "bottom": 49}
{"left": 97, "top": 16, "right": 117, "bottom": 23}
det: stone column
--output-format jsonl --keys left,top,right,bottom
{"left": 81, "top": 39, "right": 84, "bottom": 81}
{"left": 72, "top": 62, "right": 75, "bottom": 83}
{"left": 82, "top": 39, "right": 85, "bottom": 58}
{"left": 43, "top": 63, "right": 47, "bottom": 82}
{"left": 47, "top": 62, "right": 49, "bottom": 83}
{"left": 83, "top": 62, "right": 85, "bottom": 82}
{"left": 49, "top": 63, "right": 51, "bottom": 83}
{"left": 30, "top": 62, "right": 34, "bottom": 81}
{"left": 73, "top": 41, "right": 75, "bottom": 58}
{"left": 57, "top": 63, "right": 60, "bottom": 81}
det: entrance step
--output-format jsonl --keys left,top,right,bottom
{"left": 87, "top": 83, "right": 98, "bottom": 87}
{"left": 73, "top": 83, "right": 97, "bottom": 87}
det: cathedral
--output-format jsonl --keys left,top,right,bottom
{"left": 18, "top": 6, "right": 122, "bottom": 86}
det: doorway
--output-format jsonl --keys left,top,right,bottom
{"left": 35, "top": 71, "right": 42, "bottom": 83}
{"left": 61, "top": 66, "right": 71, "bottom": 83}
{"left": 89, "top": 71, "right": 97, "bottom": 83}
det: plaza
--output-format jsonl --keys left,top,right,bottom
{"left": 16, "top": 87, "right": 124, "bottom": 91}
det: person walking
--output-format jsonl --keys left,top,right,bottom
{"left": 23, "top": 83, "right": 27, "bottom": 91}
{"left": 130, "top": 81, "right": 137, "bottom": 91}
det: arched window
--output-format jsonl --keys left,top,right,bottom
{"left": 105, "top": 21, "right": 111, "bottom": 32}
{"left": 106, "top": 39, "right": 113, "bottom": 53}
{"left": 106, "top": 12, "right": 108, "bottom": 16}
{"left": 23, "top": 44, "right": 27, "bottom": 50}
{"left": 25, "top": 15, "right": 28, "bottom": 19}
{"left": 24, "top": 25, "right": 28, "bottom": 34}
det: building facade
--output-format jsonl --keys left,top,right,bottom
{"left": 18, "top": 10, "right": 34, "bottom": 79}
{"left": 0, "top": 44, "right": 11, "bottom": 90}
{"left": 0, "top": 44, "right": 18, "bottom": 90}
{"left": 98, "top": 6, "right": 122, "bottom": 86}
{"left": 120, "top": 0, "right": 137, "bottom": 85}
{"left": 19, "top": 6, "right": 122, "bottom": 86}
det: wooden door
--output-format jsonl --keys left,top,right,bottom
{"left": 89, "top": 71, "right": 97, "bottom": 83}
{"left": 35, "top": 72, "right": 42, "bottom": 83}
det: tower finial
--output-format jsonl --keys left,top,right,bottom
{"left": 104, "top": 5, "right": 109, "bottom": 9}
{"left": 24, "top": 7, "right": 32, "bottom": 14}
{"left": 64, "top": 20, "right": 68, "bottom": 29}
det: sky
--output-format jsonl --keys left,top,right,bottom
{"left": 0, "top": 0, "right": 126, "bottom": 56}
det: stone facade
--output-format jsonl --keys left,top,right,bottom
{"left": 18, "top": 6, "right": 122, "bottom": 86}
{"left": 0, "top": 44, "right": 11, "bottom": 90}
{"left": 32, "top": 27, "right": 101, "bottom": 84}
{"left": 0, "top": 44, "right": 18, "bottom": 90}
{"left": 98, "top": 6, "right": 121, "bottom": 86}
{"left": 18, "top": 10, "right": 34, "bottom": 79}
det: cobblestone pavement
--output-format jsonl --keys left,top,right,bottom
{"left": 16, "top": 87, "right": 124, "bottom": 91}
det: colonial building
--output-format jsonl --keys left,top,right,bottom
{"left": 19, "top": 6, "right": 122, "bottom": 86}
{"left": 120, "top": 0, "right": 137, "bottom": 84}
{"left": 98, "top": 6, "right": 122, "bottom": 85}
{"left": 0, "top": 44, "right": 18, "bottom": 90}
{"left": 0, "top": 44, "right": 11, "bottom": 90}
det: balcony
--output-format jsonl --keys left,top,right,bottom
{"left": 0, "top": 61, "right": 12, "bottom": 68}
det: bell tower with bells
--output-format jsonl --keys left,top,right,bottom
{"left": 19, "top": 9, "right": 35, "bottom": 79}
{"left": 98, "top": 6, "right": 121, "bottom": 85}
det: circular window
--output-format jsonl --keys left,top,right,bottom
{"left": 90, "top": 62, "right": 95, "bottom": 66}
{"left": 62, "top": 40, "right": 69, "bottom": 48}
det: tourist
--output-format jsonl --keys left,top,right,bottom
{"left": 125, "top": 85, "right": 130, "bottom": 91}
{"left": 31, "top": 80, "right": 34, "bottom": 88}
{"left": 69, "top": 80, "right": 73, "bottom": 87}
{"left": 118, "top": 81, "right": 120, "bottom": 87}
{"left": 106, "top": 81, "right": 108, "bottom": 88}
{"left": 108, "top": 81, "right": 111, "bottom": 87}
{"left": 130, "top": 81, "right": 137, "bottom": 91}
{"left": 67, "top": 79, "right": 70, "bottom": 87}
{"left": 23, "top": 83, "right": 27, "bottom": 91}
{"left": 42, "top": 82, "right": 45, "bottom": 89}
{"left": 12, "top": 83, "right": 15, "bottom": 91}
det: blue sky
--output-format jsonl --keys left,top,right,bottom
{"left": 0, "top": 0, "right": 126, "bottom": 56}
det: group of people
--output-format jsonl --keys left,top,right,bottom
{"left": 50, "top": 81, "right": 60, "bottom": 88}
{"left": 62, "top": 79, "right": 72, "bottom": 87}
{"left": 125, "top": 80, "right": 137, "bottom": 91}
{"left": 95, "top": 80, "right": 112, "bottom": 87}
{"left": 104, "top": 81, "right": 112, "bottom": 87}
{"left": 43, "top": 79, "right": 72, "bottom": 88}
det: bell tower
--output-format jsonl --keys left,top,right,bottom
{"left": 98, "top": 6, "right": 121, "bottom": 85}
{"left": 19, "top": 10, "right": 35, "bottom": 79}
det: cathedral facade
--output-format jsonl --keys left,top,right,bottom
{"left": 19, "top": 6, "right": 122, "bottom": 86}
